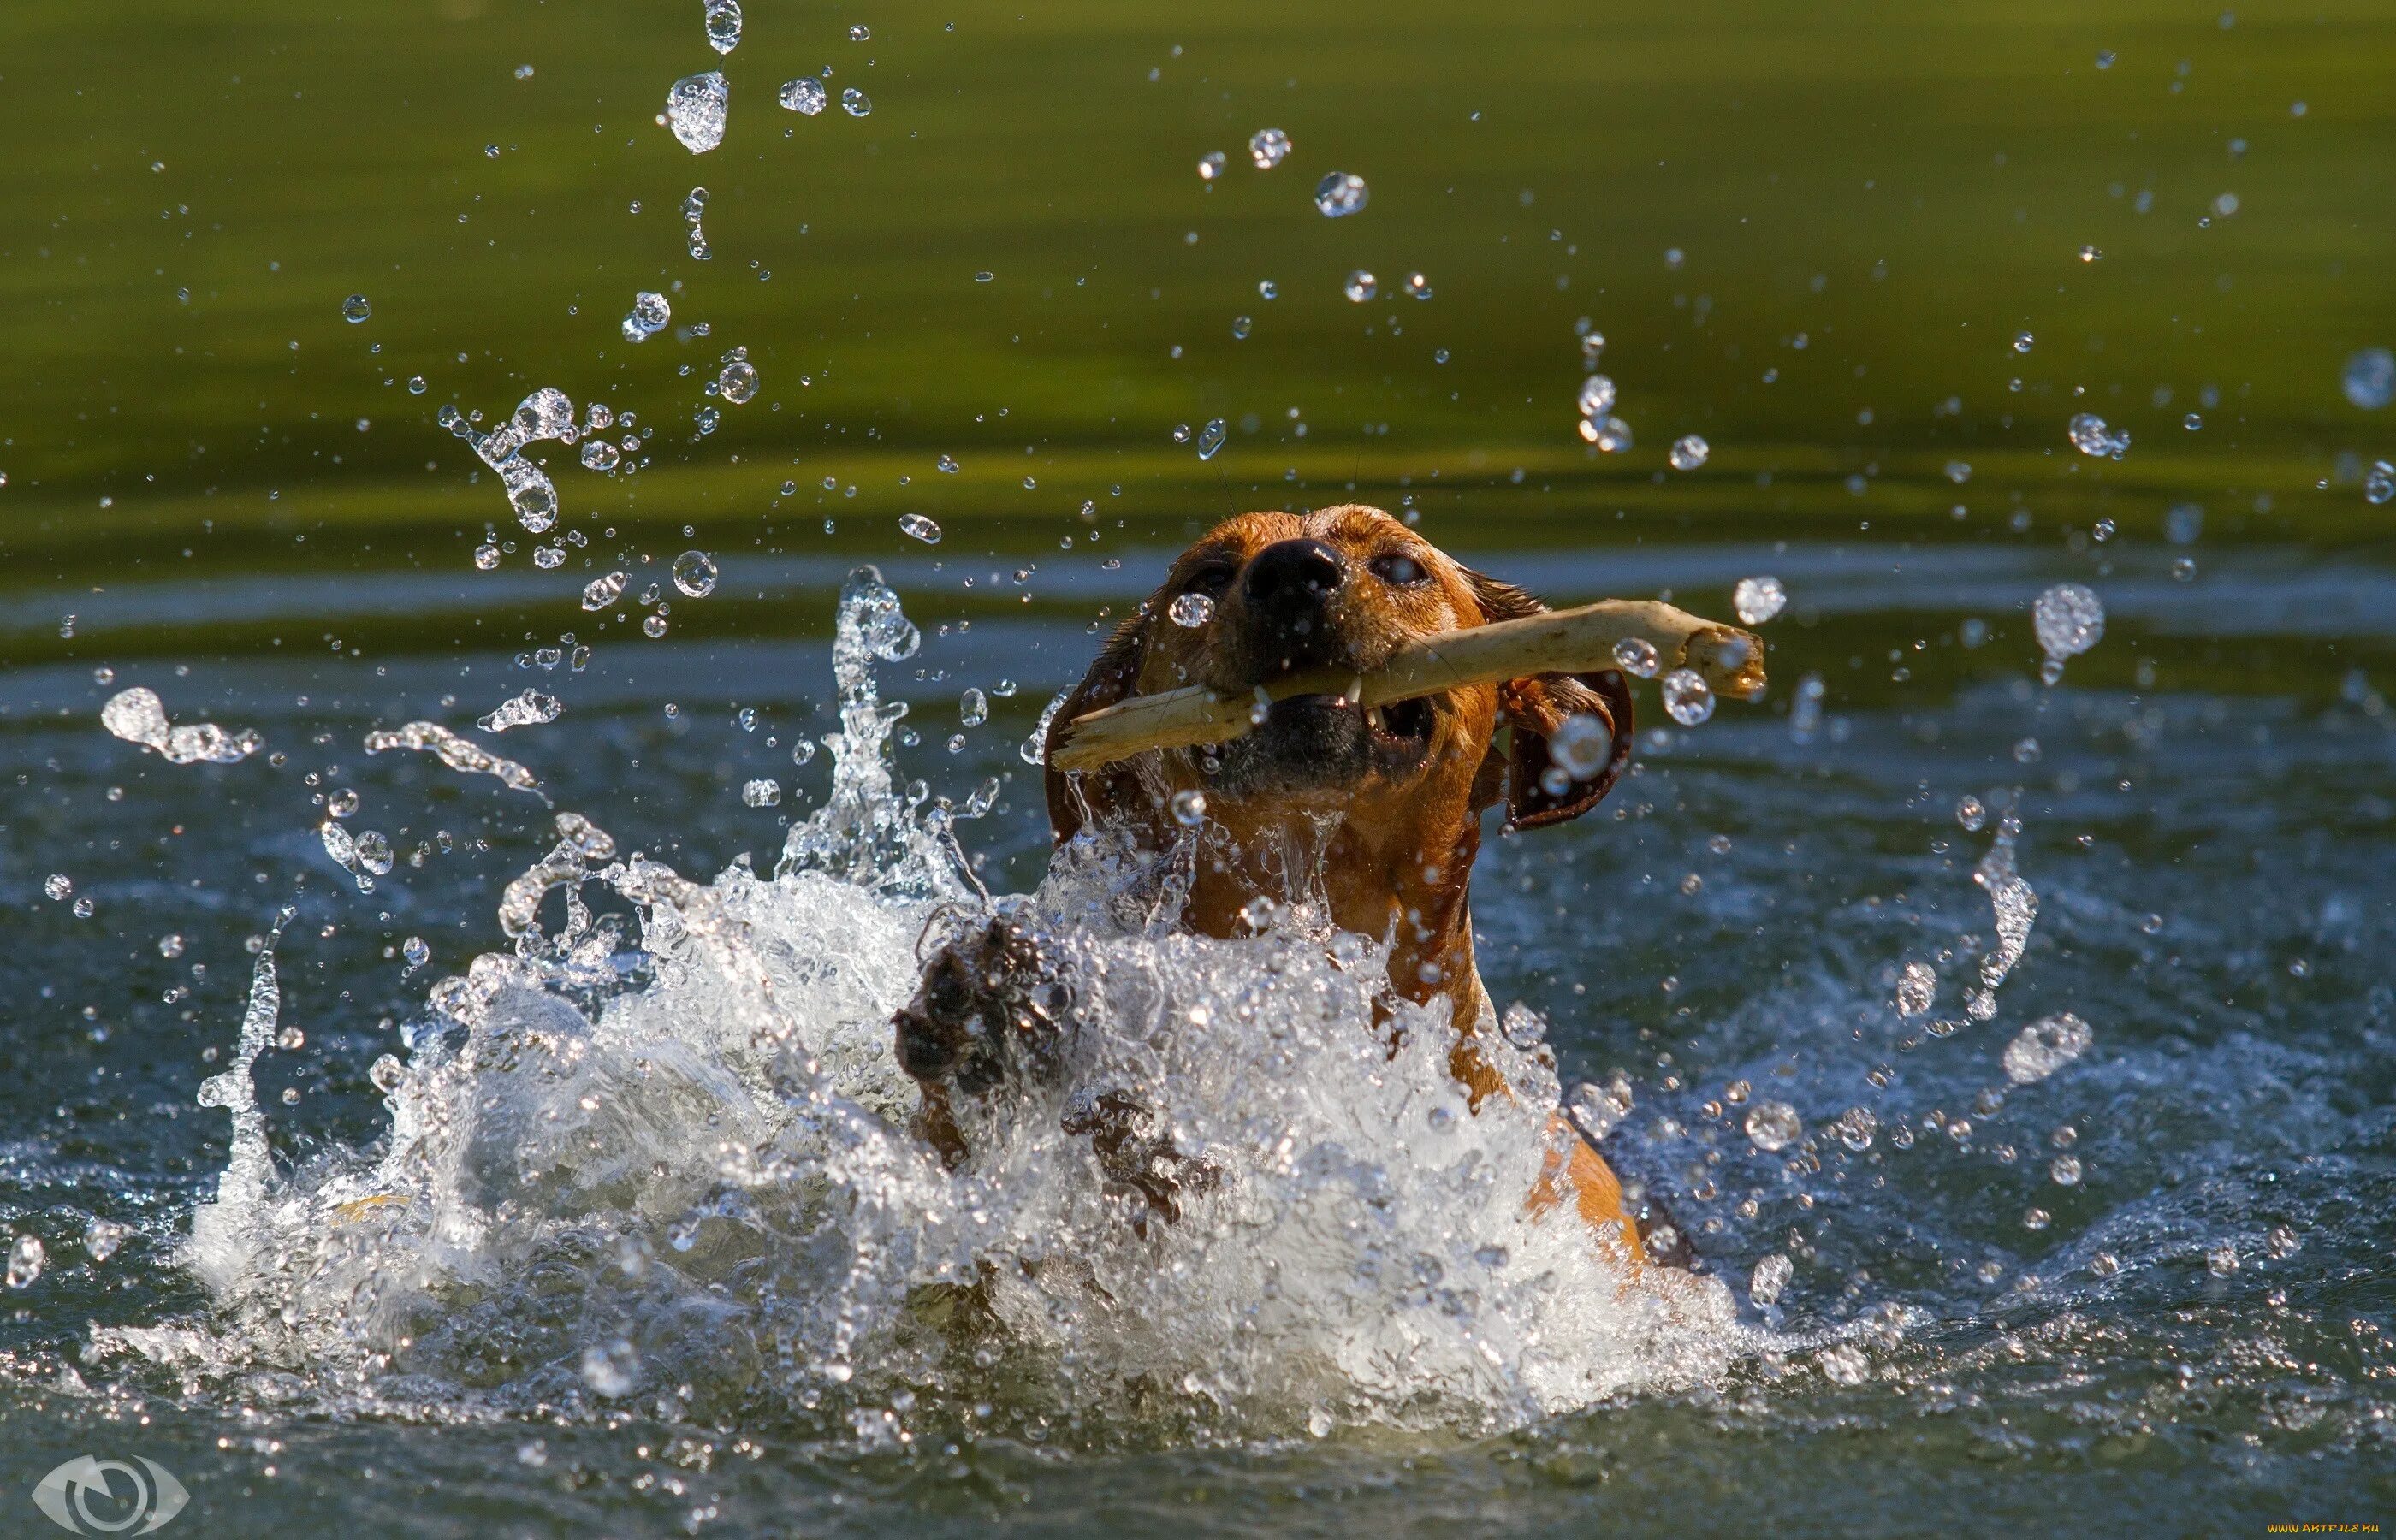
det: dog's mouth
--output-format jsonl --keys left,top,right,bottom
{"left": 1203, "top": 689, "right": 1438, "bottom": 792}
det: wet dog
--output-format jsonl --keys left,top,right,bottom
{"left": 893, "top": 505, "right": 1675, "bottom": 1264}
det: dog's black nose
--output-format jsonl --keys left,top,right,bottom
{"left": 1242, "top": 538, "right": 1344, "bottom": 610}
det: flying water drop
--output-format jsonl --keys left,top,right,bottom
{"left": 1733, "top": 575, "right": 1785, "bottom": 625}
{"left": 1660, "top": 668, "right": 1715, "bottom": 726}
{"left": 672, "top": 551, "right": 718, "bottom": 596}
{"left": 666, "top": 72, "right": 730, "bottom": 154}
{"left": 1314, "top": 171, "right": 1368, "bottom": 217}
{"left": 1169, "top": 591, "right": 1216, "bottom": 628}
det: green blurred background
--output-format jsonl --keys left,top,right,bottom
{"left": 1, "top": 0, "right": 2390, "bottom": 642}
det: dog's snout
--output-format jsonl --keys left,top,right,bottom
{"left": 1242, "top": 539, "right": 1344, "bottom": 610}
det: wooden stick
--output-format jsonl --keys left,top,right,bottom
{"left": 1049, "top": 600, "right": 1765, "bottom": 771}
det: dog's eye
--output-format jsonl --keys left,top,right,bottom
{"left": 1183, "top": 563, "right": 1237, "bottom": 595}
{"left": 1371, "top": 553, "right": 1429, "bottom": 587}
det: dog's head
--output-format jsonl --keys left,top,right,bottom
{"left": 1044, "top": 505, "right": 1632, "bottom": 868}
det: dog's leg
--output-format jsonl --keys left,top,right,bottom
{"left": 893, "top": 919, "right": 1070, "bottom": 1166}
{"left": 893, "top": 921, "right": 1218, "bottom": 1229}
{"left": 1060, "top": 1088, "right": 1220, "bottom": 1236}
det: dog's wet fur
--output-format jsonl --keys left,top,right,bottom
{"left": 893, "top": 505, "right": 1684, "bottom": 1266}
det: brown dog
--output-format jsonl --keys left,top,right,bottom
{"left": 894, "top": 505, "right": 1666, "bottom": 1262}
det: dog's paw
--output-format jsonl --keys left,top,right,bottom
{"left": 893, "top": 919, "right": 1070, "bottom": 1099}
{"left": 1061, "top": 1088, "right": 1220, "bottom": 1233}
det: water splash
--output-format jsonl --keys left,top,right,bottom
{"left": 101, "top": 687, "right": 264, "bottom": 765}
{"left": 363, "top": 721, "right": 543, "bottom": 797}
{"left": 169, "top": 577, "right": 1745, "bottom": 1442}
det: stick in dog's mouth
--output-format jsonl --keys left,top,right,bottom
{"left": 1048, "top": 598, "right": 1766, "bottom": 772}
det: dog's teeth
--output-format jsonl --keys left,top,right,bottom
{"left": 1366, "top": 706, "right": 1385, "bottom": 729}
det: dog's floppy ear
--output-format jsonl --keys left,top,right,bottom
{"left": 1463, "top": 569, "right": 1636, "bottom": 831}
{"left": 1043, "top": 613, "right": 1148, "bottom": 845}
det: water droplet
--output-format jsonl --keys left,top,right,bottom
{"left": 83, "top": 1217, "right": 131, "bottom": 1265}
{"left": 666, "top": 71, "right": 730, "bottom": 154}
{"left": 2067, "top": 411, "right": 2131, "bottom": 459}
{"left": 1745, "top": 1099, "right": 1801, "bottom": 1152}
{"left": 840, "top": 86, "right": 870, "bottom": 117}
{"left": 582, "top": 572, "right": 626, "bottom": 611}
{"left": 717, "top": 359, "right": 759, "bottom": 404}
{"left": 624, "top": 289, "right": 672, "bottom": 341}
{"left": 2013, "top": 331, "right": 2034, "bottom": 353}
{"left": 2341, "top": 346, "right": 2393, "bottom": 411}
{"left": 1314, "top": 170, "right": 1368, "bottom": 217}
{"left": 1611, "top": 637, "right": 1660, "bottom": 678}
{"left": 2365, "top": 459, "right": 2396, "bottom": 506}
{"left": 1549, "top": 713, "right": 1613, "bottom": 779}
{"left": 354, "top": 830, "right": 394, "bottom": 875}
{"left": 704, "top": 0, "right": 742, "bottom": 54}
{"left": 1669, "top": 434, "right": 1711, "bottom": 471}
{"left": 1195, "top": 418, "right": 1227, "bottom": 459}
{"left": 1895, "top": 961, "right": 1936, "bottom": 1017}
{"left": 899, "top": 512, "right": 941, "bottom": 544}
{"left": 672, "top": 550, "right": 718, "bottom": 596}
{"left": 1230, "top": 315, "right": 1252, "bottom": 339}
{"left": 2078, "top": 243, "right": 2102, "bottom": 263}
{"left": 2002, "top": 1012, "right": 2093, "bottom": 1084}
{"left": 341, "top": 294, "right": 371, "bottom": 323}
{"left": 958, "top": 687, "right": 988, "bottom": 726}
{"left": 780, "top": 77, "right": 827, "bottom": 116}
{"left": 1566, "top": 1074, "right": 1634, "bottom": 1140}
{"left": 1403, "top": 271, "right": 1433, "bottom": 300}
{"left": 1660, "top": 667, "right": 1714, "bottom": 726}
{"left": 935, "top": 453, "right": 960, "bottom": 473}
{"left": 1257, "top": 279, "right": 1278, "bottom": 300}
{"left": 1818, "top": 1344, "right": 1870, "bottom": 1385}
{"left": 2265, "top": 1224, "right": 2300, "bottom": 1259}
{"left": 2049, "top": 1154, "right": 2083, "bottom": 1187}
{"left": 2207, "top": 1242, "right": 2239, "bottom": 1277}
{"left": 2096, "top": 48, "right": 2116, "bottom": 68}
{"left": 847, "top": 22, "right": 870, "bottom": 40}
{"left": 2033, "top": 583, "right": 2106, "bottom": 660}
{"left": 643, "top": 613, "right": 669, "bottom": 638}
{"left": 1171, "top": 788, "right": 1207, "bottom": 826}
{"left": 1749, "top": 1253, "right": 1793, "bottom": 1306}
{"left": 6, "top": 1235, "right": 45, "bottom": 1289}
{"left": 1248, "top": 127, "right": 1291, "bottom": 169}
{"left": 580, "top": 439, "right": 621, "bottom": 471}
{"left": 1833, "top": 1107, "right": 1877, "bottom": 1151}
{"left": 402, "top": 935, "right": 430, "bottom": 968}
{"left": 1956, "top": 794, "right": 1986, "bottom": 832}
{"left": 1168, "top": 591, "right": 1216, "bottom": 628}
{"left": 1197, "top": 151, "right": 1226, "bottom": 181}
{"left": 1343, "top": 270, "right": 1377, "bottom": 302}
{"left": 694, "top": 406, "right": 721, "bottom": 435}
{"left": 1575, "top": 375, "right": 1617, "bottom": 420}
{"left": 580, "top": 1340, "right": 639, "bottom": 1396}
{"left": 1732, "top": 574, "right": 1785, "bottom": 625}
{"left": 43, "top": 874, "right": 72, "bottom": 902}
{"left": 742, "top": 778, "right": 781, "bottom": 808}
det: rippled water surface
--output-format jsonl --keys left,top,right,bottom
{"left": 3, "top": 0, "right": 2393, "bottom": 1533}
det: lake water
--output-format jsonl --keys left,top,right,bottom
{"left": 2, "top": 0, "right": 2392, "bottom": 1534}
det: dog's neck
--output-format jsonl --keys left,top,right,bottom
{"left": 1175, "top": 795, "right": 1492, "bottom": 1032}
